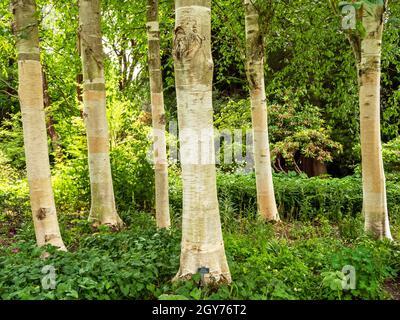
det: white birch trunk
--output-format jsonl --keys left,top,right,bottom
{"left": 78, "top": 0, "right": 123, "bottom": 228}
{"left": 173, "top": 0, "right": 231, "bottom": 284}
{"left": 12, "top": 0, "right": 66, "bottom": 249}
{"left": 359, "top": 2, "right": 392, "bottom": 239}
{"left": 244, "top": 0, "right": 279, "bottom": 222}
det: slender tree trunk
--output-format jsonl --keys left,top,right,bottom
{"left": 42, "top": 70, "right": 62, "bottom": 159}
{"left": 12, "top": 0, "right": 65, "bottom": 249}
{"left": 146, "top": 0, "right": 171, "bottom": 229}
{"left": 244, "top": 0, "right": 279, "bottom": 221}
{"left": 358, "top": 1, "right": 391, "bottom": 239}
{"left": 76, "top": 31, "right": 84, "bottom": 105}
{"left": 78, "top": 0, "right": 123, "bottom": 228}
{"left": 173, "top": 0, "right": 231, "bottom": 284}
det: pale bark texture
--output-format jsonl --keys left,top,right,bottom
{"left": 173, "top": 0, "right": 231, "bottom": 284}
{"left": 146, "top": 0, "right": 171, "bottom": 229}
{"left": 12, "top": 0, "right": 65, "bottom": 249}
{"left": 244, "top": 0, "right": 279, "bottom": 221}
{"left": 357, "top": 2, "right": 391, "bottom": 239}
{"left": 78, "top": 0, "right": 123, "bottom": 228}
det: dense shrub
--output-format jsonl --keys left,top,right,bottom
{"left": 353, "top": 137, "right": 400, "bottom": 176}
{"left": 213, "top": 95, "right": 342, "bottom": 174}
{"left": 51, "top": 109, "right": 155, "bottom": 213}
{"left": 110, "top": 127, "right": 154, "bottom": 212}
{"left": 382, "top": 137, "right": 400, "bottom": 173}
{"left": 0, "top": 113, "right": 25, "bottom": 170}
{"left": 0, "top": 151, "right": 30, "bottom": 238}
{"left": 169, "top": 172, "right": 400, "bottom": 222}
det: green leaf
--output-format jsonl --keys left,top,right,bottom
{"left": 190, "top": 288, "right": 202, "bottom": 300}
{"left": 158, "top": 294, "right": 189, "bottom": 300}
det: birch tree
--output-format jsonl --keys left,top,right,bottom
{"left": 146, "top": 0, "right": 171, "bottom": 229}
{"left": 173, "top": 0, "right": 231, "bottom": 283}
{"left": 12, "top": 0, "right": 65, "bottom": 249}
{"left": 335, "top": 0, "right": 392, "bottom": 239}
{"left": 78, "top": 0, "right": 123, "bottom": 228}
{"left": 244, "top": 0, "right": 279, "bottom": 221}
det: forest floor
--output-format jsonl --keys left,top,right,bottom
{"left": 384, "top": 278, "right": 400, "bottom": 300}
{"left": 1, "top": 210, "right": 400, "bottom": 300}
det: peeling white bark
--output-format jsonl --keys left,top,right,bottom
{"left": 12, "top": 0, "right": 65, "bottom": 249}
{"left": 358, "top": 2, "right": 392, "bottom": 239}
{"left": 173, "top": 0, "right": 231, "bottom": 284}
{"left": 244, "top": 0, "right": 279, "bottom": 222}
{"left": 79, "top": 0, "right": 123, "bottom": 228}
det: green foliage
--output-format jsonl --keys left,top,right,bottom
{"left": 1, "top": 0, "right": 399, "bottom": 177}
{"left": 0, "top": 1, "right": 18, "bottom": 118}
{"left": 0, "top": 113, "right": 25, "bottom": 169}
{"left": 0, "top": 151, "right": 30, "bottom": 242}
{"left": 1, "top": 168, "right": 400, "bottom": 300}
{"left": 48, "top": 115, "right": 90, "bottom": 218}
{"left": 110, "top": 121, "right": 154, "bottom": 212}
{"left": 268, "top": 91, "right": 342, "bottom": 169}
{"left": 381, "top": 2, "right": 400, "bottom": 140}
{"left": 1, "top": 211, "right": 399, "bottom": 300}
{"left": 382, "top": 137, "right": 400, "bottom": 173}
{"left": 0, "top": 107, "right": 155, "bottom": 219}
{"left": 353, "top": 137, "right": 400, "bottom": 175}
{"left": 321, "top": 239, "right": 396, "bottom": 299}
{"left": 272, "top": 129, "right": 341, "bottom": 168}
{"left": 338, "top": 0, "right": 384, "bottom": 10}
{"left": 53, "top": 156, "right": 90, "bottom": 215}
{"left": 213, "top": 98, "right": 253, "bottom": 173}
{"left": 211, "top": 0, "right": 246, "bottom": 93}
{"left": 0, "top": 0, "right": 400, "bottom": 302}
{"left": 0, "top": 219, "right": 181, "bottom": 300}
{"left": 214, "top": 98, "right": 251, "bottom": 130}
{"left": 213, "top": 95, "right": 342, "bottom": 174}
{"left": 168, "top": 172, "right": 400, "bottom": 223}
{"left": 50, "top": 96, "right": 155, "bottom": 213}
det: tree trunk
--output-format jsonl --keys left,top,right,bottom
{"left": 42, "top": 69, "right": 62, "bottom": 159}
{"left": 300, "top": 156, "right": 327, "bottom": 177}
{"left": 146, "top": 0, "right": 171, "bottom": 229}
{"left": 78, "top": 0, "right": 123, "bottom": 228}
{"left": 173, "top": 0, "right": 231, "bottom": 284}
{"left": 76, "top": 31, "right": 84, "bottom": 105}
{"left": 77, "top": 74, "right": 84, "bottom": 104}
{"left": 12, "top": 0, "right": 66, "bottom": 249}
{"left": 358, "top": 2, "right": 391, "bottom": 239}
{"left": 244, "top": 0, "right": 279, "bottom": 221}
